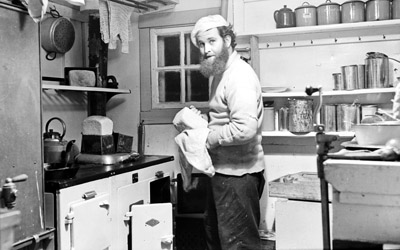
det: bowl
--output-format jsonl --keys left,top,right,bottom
{"left": 353, "top": 122, "right": 400, "bottom": 146}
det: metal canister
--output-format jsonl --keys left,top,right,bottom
{"left": 288, "top": 98, "right": 314, "bottom": 133}
{"left": 295, "top": 2, "right": 317, "bottom": 27}
{"left": 341, "top": 0, "right": 365, "bottom": 23}
{"left": 393, "top": 0, "right": 400, "bottom": 19}
{"left": 332, "top": 73, "right": 343, "bottom": 90}
{"left": 279, "top": 107, "right": 289, "bottom": 131}
{"left": 262, "top": 107, "right": 275, "bottom": 131}
{"left": 357, "top": 64, "right": 365, "bottom": 89}
{"left": 365, "top": 52, "right": 390, "bottom": 88}
{"left": 337, "top": 103, "right": 360, "bottom": 131}
{"left": 317, "top": 0, "right": 341, "bottom": 25}
{"left": 341, "top": 65, "right": 358, "bottom": 90}
{"left": 366, "top": 0, "right": 391, "bottom": 21}
{"left": 321, "top": 105, "right": 337, "bottom": 131}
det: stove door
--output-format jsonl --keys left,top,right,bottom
{"left": 66, "top": 192, "right": 111, "bottom": 250}
{"left": 130, "top": 203, "right": 173, "bottom": 250}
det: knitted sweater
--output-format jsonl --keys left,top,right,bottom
{"left": 207, "top": 51, "right": 266, "bottom": 176}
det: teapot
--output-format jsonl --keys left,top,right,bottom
{"left": 274, "top": 5, "right": 296, "bottom": 28}
{"left": 43, "top": 117, "right": 77, "bottom": 167}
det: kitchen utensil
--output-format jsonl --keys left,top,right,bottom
{"left": 341, "top": 0, "right": 365, "bottom": 23}
{"left": 295, "top": 2, "right": 317, "bottom": 27}
{"left": 341, "top": 65, "right": 358, "bottom": 90}
{"left": 43, "top": 117, "right": 77, "bottom": 166}
{"left": 365, "top": 52, "right": 389, "bottom": 88}
{"left": 317, "top": 0, "right": 341, "bottom": 25}
{"left": 274, "top": 5, "right": 296, "bottom": 28}
{"left": 366, "top": 0, "right": 391, "bottom": 21}
{"left": 288, "top": 98, "right": 314, "bottom": 133}
{"left": 40, "top": 7, "right": 75, "bottom": 61}
{"left": 393, "top": 0, "right": 400, "bottom": 19}
{"left": 353, "top": 122, "right": 400, "bottom": 145}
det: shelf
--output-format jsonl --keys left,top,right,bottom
{"left": 262, "top": 87, "right": 395, "bottom": 98}
{"left": 262, "top": 131, "right": 354, "bottom": 138}
{"left": 237, "top": 19, "right": 400, "bottom": 44}
{"left": 42, "top": 84, "right": 131, "bottom": 94}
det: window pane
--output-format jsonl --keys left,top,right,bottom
{"left": 185, "top": 70, "right": 209, "bottom": 102}
{"left": 184, "top": 33, "right": 201, "bottom": 65}
{"left": 158, "top": 35, "right": 180, "bottom": 67}
{"left": 159, "top": 71, "right": 181, "bottom": 102}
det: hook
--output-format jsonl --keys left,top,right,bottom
{"left": 383, "top": 34, "right": 386, "bottom": 39}
{"left": 280, "top": 42, "right": 282, "bottom": 47}
{"left": 293, "top": 42, "right": 296, "bottom": 46}
{"left": 311, "top": 40, "right": 313, "bottom": 44}
{"left": 267, "top": 43, "right": 269, "bottom": 48}
{"left": 334, "top": 38, "right": 337, "bottom": 43}
{"left": 358, "top": 36, "right": 362, "bottom": 41}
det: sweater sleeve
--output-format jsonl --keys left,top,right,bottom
{"left": 207, "top": 65, "right": 261, "bottom": 148}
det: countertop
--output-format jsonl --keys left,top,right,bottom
{"left": 45, "top": 155, "right": 174, "bottom": 192}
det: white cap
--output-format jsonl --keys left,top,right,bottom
{"left": 191, "top": 15, "right": 229, "bottom": 48}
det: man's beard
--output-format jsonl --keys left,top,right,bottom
{"left": 199, "top": 46, "right": 229, "bottom": 78}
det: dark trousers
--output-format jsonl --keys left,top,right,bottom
{"left": 204, "top": 171, "right": 265, "bottom": 250}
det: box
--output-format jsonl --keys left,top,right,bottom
{"left": 113, "top": 133, "right": 133, "bottom": 153}
{"left": 81, "top": 134, "right": 115, "bottom": 155}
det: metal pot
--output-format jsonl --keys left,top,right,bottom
{"left": 295, "top": 2, "right": 317, "bottom": 27}
{"left": 366, "top": 0, "right": 391, "bottom": 21}
{"left": 341, "top": 0, "right": 365, "bottom": 23}
{"left": 274, "top": 5, "right": 296, "bottom": 28}
{"left": 365, "top": 52, "right": 389, "bottom": 88}
{"left": 43, "top": 117, "right": 76, "bottom": 167}
{"left": 40, "top": 8, "right": 75, "bottom": 61}
{"left": 317, "top": 0, "right": 341, "bottom": 25}
{"left": 393, "top": 0, "right": 400, "bottom": 19}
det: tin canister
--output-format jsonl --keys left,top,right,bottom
{"left": 332, "top": 73, "right": 343, "bottom": 90}
{"left": 341, "top": 65, "right": 358, "bottom": 90}
{"left": 393, "top": 0, "right": 400, "bottom": 19}
{"left": 366, "top": 0, "right": 391, "bottom": 21}
{"left": 341, "top": 0, "right": 365, "bottom": 23}
{"left": 279, "top": 107, "right": 289, "bottom": 131}
{"left": 337, "top": 103, "right": 360, "bottom": 131}
{"left": 288, "top": 98, "right": 314, "bottom": 133}
{"left": 321, "top": 105, "right": 337, "bottom": 131}
{"left": 357, "top": 64, "right": 365, "bottom": 89}
{"left": 317, "top": 0, "right": 341, "bottom": 25}
{"left": 295, "top": 2, "right": 317, "bottom": 27}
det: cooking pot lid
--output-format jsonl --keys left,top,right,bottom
{"left": 318, "top": 0, "right": 340, "bottom": 7}
{"left": 295, "top": 2, "right": 316, "bottom": 10}
{"left": 366, "top": 52, "right": 388, "bottom": 58}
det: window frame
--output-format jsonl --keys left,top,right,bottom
{"left": 139, "top": 8, "right": 220, "bottom": 125}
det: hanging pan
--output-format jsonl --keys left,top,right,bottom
{"left": 41, "top": 7, "right": 75, "bottom": 61}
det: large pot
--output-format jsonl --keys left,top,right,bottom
{"left": 354, "top": 122, "right": 400, "bottom": 145}
{"left": 40, "top": 9, "right": 75, "bottom": 60}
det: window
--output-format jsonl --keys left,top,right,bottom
{"left": 150, "top": 26, "right": 210, "bottom": 109}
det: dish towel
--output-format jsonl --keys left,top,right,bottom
{"left": 99, "top": 0, "right": 133, "bottom": 53}
{"left": 173, "top": 107, "right": 215, "bottom": 192}
{"left": 26, "top": 0, "right": 48, "bottom": 23}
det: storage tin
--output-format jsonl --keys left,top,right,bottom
{"left": 295, "top": 2, "right": 317, "bottom": 27}
{"left": 288, "top": 98, "right": 314, "bottom": 133}
{"left": 341, "top": 65, "right": 358, "bottom": 90}
{"left": 393, "top": 0, "right": 400, "bottom": 19}
{"left": 366, "top": 0, "right": 391, "bottom": 21}
{"left": 317, "top": 0, "right": 341, "bottom": 25}
{"left": 341, "top": 0, "right": 365, "bottom": 23}
{"left": 321, "top": 105, "right": 337, "bottom": 131}
{"left": 337, "top": 103, "right": 360, "bottom": 131}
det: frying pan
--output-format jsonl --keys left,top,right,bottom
{"left": 41, "top": 7, "right": 75, "bottom": 61}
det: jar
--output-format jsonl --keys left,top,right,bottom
{"left": 262, "top": 106, "right": 275, "bottom": 131}
{"left": 317, "top": 0, "right": 341, "bottom": 25}
{"left": 393, "top": 0, "right": 400, "bottom": 19}
{"left": 341, "top": 0, "right": 365, "bottom": 23}
{"left": 295, "top": 2, "right": 317, "bottom": 27}
{"left": 274, "top": 5, "right": 296, "bottom": 28}
{"left": 288, "top": 98, "right": 314, "bottom": 133}
{"left": 366, "top": 0, "right": 391, "bottom": 21}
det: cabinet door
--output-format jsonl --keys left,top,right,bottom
{"left": 0, "top": 4, "right": 42, "bottom": 242}
{"left": 130, "top": 203, "right": 173, "bottom": 250}
{"left": 66, "top": 193, "right": 112, "bottom": 250}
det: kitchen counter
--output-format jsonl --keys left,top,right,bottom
{"left": 45, "top": 155, "right": 174, "bottom": 192}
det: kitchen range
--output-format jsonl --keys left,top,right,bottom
{"left": 2, "top": 0, "right": 400, "bottom": 250}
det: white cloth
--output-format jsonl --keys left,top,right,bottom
{"left": 26, "top": 0, "right": 48, "bottom": 23}
{"left": 98, "top": 0, "right": 133, "bottom": 53}
{"left": 393, "top": 83, "right": 400, "bottom": 119}
{"left": 190, "top": 14, "right": 228, "bottom": 47}
{"left": 173, "top": 107, "right": 215, "bottom": 192}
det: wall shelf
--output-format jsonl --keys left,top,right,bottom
{"left": 262, "top": 131, "right": 354, "bottom": 138}
{"left": 237, "top": 19, "right": 400, "bottom": 47}
{"left": 42, "top": 84, "right": 131, "bottom": 94}
{"left": 262, "top": 87, "right": 395, "bottom": 98}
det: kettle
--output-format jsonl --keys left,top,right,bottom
{"left": 274, "top": 5, "right": 296, "bottom": 28}
{"left": 43, "top": 117, "right": 76, "bottom": 167}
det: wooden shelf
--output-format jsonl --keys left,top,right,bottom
{"left": 262, "top": 87, "right": 395, "bottom": 98}
{"left": 262, "top": 131, "right": 354, "bottom": 138}
{"left": 237, "top": 19, "right": 400, "bottom": 45}
{"left": 42, "top": 84, "right": 131, "bottom": 94}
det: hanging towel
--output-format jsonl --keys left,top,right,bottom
{"left": 99, "top": 0, "right": 110, "bottom": 44}
{"left": 173, "top": 107, "right": 215, "bottom": 192}
{"left": 108, "top": 1, "right": 134, "bottom": 53}
{"left": 26, "top": 0, "right": 48, "bottom": 23}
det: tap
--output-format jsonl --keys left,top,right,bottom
{"left": 0, "top": 174, "right": 28, "bottom": 209}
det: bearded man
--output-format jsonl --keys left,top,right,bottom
{"left": 190, "top": 15, "right": 267, "bottom": 250}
